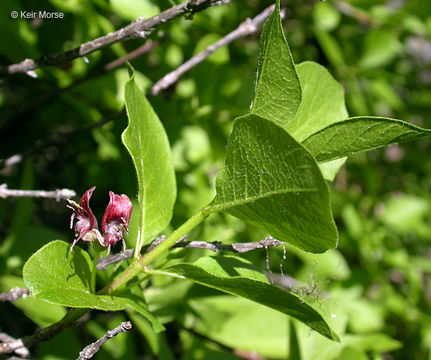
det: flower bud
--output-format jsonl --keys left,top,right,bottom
{"left": 67, "top": 186, "right": 103, "bottom": 251}
{"left": 101, "top": 192, "right": 133, "bottom": 254}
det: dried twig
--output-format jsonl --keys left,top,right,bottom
{"left": 0, "top": 314, "right": 83, "bottom": 356}
{"left": 174, "top": 236, "right": 284, "bottom": 253}
{"left": 77, "top": 322, "right": 132, "bottom": 360}
{"left": 97, "top": 236, "right": 283, "bottom": 270}
{"left": 0, "top": 184, "right": 75, "bottom": 201}
{"left": 0, "top": 333, "right": 29, "bottom": 358}
{"left": 1, "top": 0, "right": 230, "bottom": 75}
{"left": 150, "top": 4, "right": 276, "bottom": 95}
{"left": 0, "top": 287, "right": 30, "bottom": 302}
{"left": 97, "top": 249, "right": 134, "bottom": 270}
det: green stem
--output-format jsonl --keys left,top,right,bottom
{"left": 140, "top": 207, "right": 211, "bottom": 266}
{"left": 91, "top": 252, "right": 101, "bottom": 293}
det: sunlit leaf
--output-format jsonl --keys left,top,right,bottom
{"left": 123, "top": 75, "right": 177, "bottom": 253}
{"left": 211, "top": 114, "right": 337, "bottom": 253}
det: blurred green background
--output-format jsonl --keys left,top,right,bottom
{"left": 1, "top": 0, "right": 431, "bottom": 359}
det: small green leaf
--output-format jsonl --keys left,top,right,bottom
{"left": 164, "top": 256, "right": 338, "bottom": 341}
{"left": 123, "top": 76, "right": 176, "bottom": 254}
{"left": 211, "top": 114, "right": 337, "bottom": 253}
{"left": 302, "top": 116, "right": 431, "bottom": 163}
{"left": 291, "top": 61, "right": 349, "bottom": 181}
{"left": 250, "top": 0, "right": 301, "bottom": 127}
{"left": 23, "top": 241, "right": 129, "bottom": 310}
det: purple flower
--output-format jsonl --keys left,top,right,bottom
{"left": 101, "top": 192, "right": 133, "bottom": 254}
{"left": 67, "top": 186, "right": 104, "bottom": 251}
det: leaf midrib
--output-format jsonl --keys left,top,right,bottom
{"left": 212, "top": 186, "right": 317, "bottom": 212}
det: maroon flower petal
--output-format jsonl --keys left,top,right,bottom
{"left": 101, "top": 192, "right": 133, "bottom": 252}
{"left": 67, "top": 186, "right": 100, "bottom": 251}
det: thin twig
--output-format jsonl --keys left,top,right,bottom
{"left": 0, "top": 334, "right": 29, "bottom": 358}
{"left": 0, "top": 314, "right": 83, "bottom": 355}
{"left": 146, "top": 235, "right": 168, "bottom": 253}
{"left": 150, "top": 4, "right": 276, "bottom": 95}
{"left": 1, "top": 0, "right": 230, "bottom": 75}
{"left": 77, "top": 322, "right": 132, "bottom": 360}
{"left": 175, "top": 236, "right": 284, "bottom": 253}
{"left": 97, "top": 249, "right": 134, "bottom": 270}
{"left": 97, "top": 236, "right": 283, "bottom": 270}
{"left": 0, "top": 184, "right": 75, "bottom": 201}
{"left": 0, "top": 287, "right": 30, "bottom": 302}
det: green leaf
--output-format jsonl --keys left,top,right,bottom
{"left": 211, "top": 114, "right": 337, "bottom": 253}
{"left": 302, "top": 116, "right": 431, "bottom": 163}
{"left": 290, "top": 61, "right": 349, "bottom": 181}
{"left": 164, "top": 255, "right": 338, "bottom": 341}
{"left": 23, "top": 240, "right": 129, "bottom": 310}
{"left": 289, "top": 62, "right": 348, "bottom": 142}
{"left": 123, "top": 76, "right": 177, "bottom": 254}
{"left": 250, "top": 0, "right": 301, "bottom": 127}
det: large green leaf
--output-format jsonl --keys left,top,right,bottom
{"left": 23, "top": 241, "right": 129, "bottom": 310}
{"left": 250, "top": 0, "right": 301, "bottom": 127}
{"left": 302, "top": 116, "right": 431, "bottom": 163}
{"left": 211, "top": 114, "right": 337, "bottom": 253}
{"left": 123, "top": 76, "right": 176, "bottom": 253}
{"left": 164, "top": 256, "right": 338, "bottom": 341}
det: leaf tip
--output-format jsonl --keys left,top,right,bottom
{"left": 126, "top": 61, "right": 135, "bottom": 78}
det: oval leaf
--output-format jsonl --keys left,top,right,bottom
{"left": 164, "top": 256, "right": 339, "bottom": 341}
{"left": 123, "top": 76, "right": 177, "bottom": 253}
{"left": 302, "top": 116, "right": 431, "bottom": 163}
{"left": 211, "top": 114, "right": 337, "bottom": 253}
{"left": 23, "top": 241, "right": 129, "bottom": 310}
